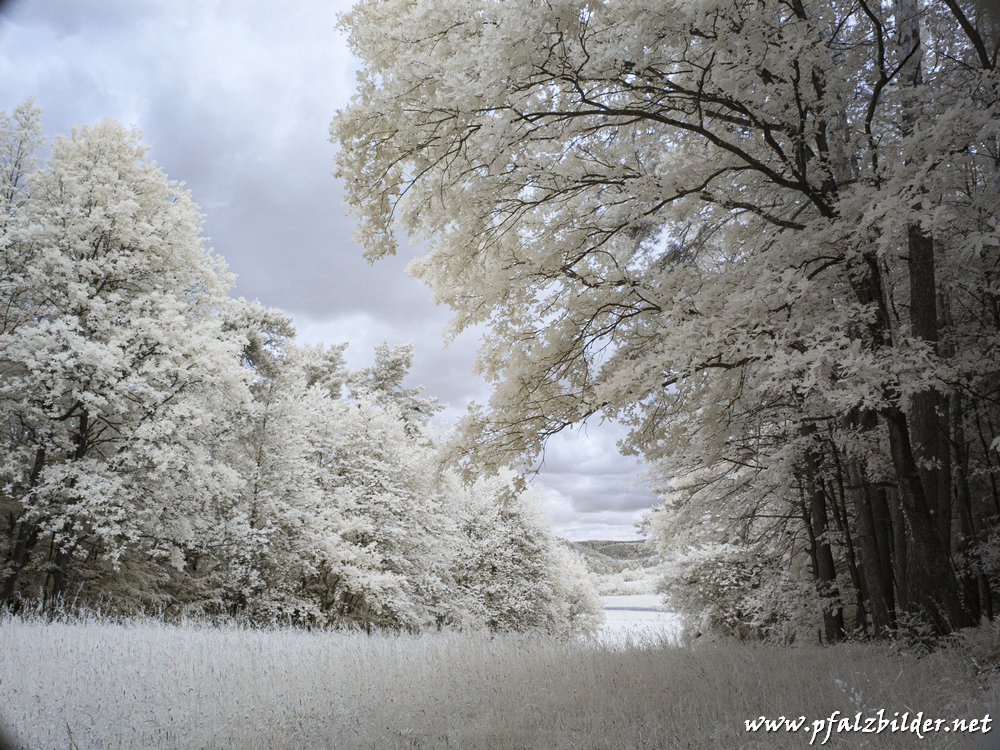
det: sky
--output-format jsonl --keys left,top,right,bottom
{"left": 0, "top": 0, "right": 662, "bottom": 539}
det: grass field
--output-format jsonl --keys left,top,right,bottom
{"left": 1, "top": 613, "right": 998, "bottom": 749}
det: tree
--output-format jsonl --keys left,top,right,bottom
{"left": 347, "top": 341, "right": 441, "bottom": 424}
{"left": 299, "top": 389, "right": 453, "bottom": 629}
{"left": 212, "top": 301, "right": 329, "bottom": 621}
{"left": 0, "top": 110, "right": 249, "bottom": 609}
{"left": 451, "top": 469, "right": 603, "bottom": 636}
{"left": 219, "top": 330, "right": 461, "bottom": 629}
{"left": 219, "top": 328, "right": 600, "bottom": 632}
{"left": 334, "top": 0, "right": 1000, "bottom": 637}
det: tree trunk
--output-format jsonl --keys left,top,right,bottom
{"left": 825, "top": 454, "right": 868, "bottom": 633}
{"left": 972, "top": 407, "right": 1000, "bottom": 516}
{"left": 952, "top": 390, "right": 991, "bottom": 621}
{"left": 0, "top": 517, "right": 39, "bottom": 607}
{"left": 47, "top": 537, "right": 75, "bottom": 606}
{"left": 852, "top": 460, "right": 897, "bottom": 635}
{"left": 888, "top": 487, "right": 911, "bottom": 613}
{"left": 894, "top": 0, "right": 953, "bottom": 556}
{"left": 906, "top": 227, "right": 952, "bottom": 553}
{"left": 803, "top": 449, "right": 845, "bottom": 643}
{"left": 883, "top": 407, "right": 975, "bottom": 632}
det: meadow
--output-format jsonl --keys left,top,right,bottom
{"left": 1, "top": 612, "right": 998, "bottom": 749}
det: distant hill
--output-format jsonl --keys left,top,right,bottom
{"left": 559, "top": 539, "right": 657, "bottom": 575}
{"left": 558, "top": 539, "right": 659, "bottom": 594}
{"left": 568, "top": 540, "right": 656, "bottom": 561}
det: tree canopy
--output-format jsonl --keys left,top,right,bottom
{"left": 334, "top": 0, "right": 1000, "bottom": 638}
{"left": 0, "top": 106, "right": 247, "bottom": 607}
{"left": 0, "top": 103, "right": 600, "bottom": 636}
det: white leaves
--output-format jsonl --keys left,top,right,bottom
{"left": 451, "top": 469, "right": 603, "bottom": 635}
{"left": 0, "top": 105, "right": 600, "bottom": 630}
{"left": 333, "top": 0, "right": 1000, "bottom": 486}
{"left": 0, "top": 110, "right": 248, "bottom": 597}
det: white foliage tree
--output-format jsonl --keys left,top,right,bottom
{"left": 451, "top": 470, "right": 603, "bottom": 636}
{"left": 214, "top": 301, "right": 329, "bottom": 620}
{"left": 308, "top": 388, "right": 456, "bottom": 629}
{"left": 224, "top": 335, "right": 600, "bottom": 632}
{"left": 220, "top": 335, "right": 460, "bottom": 629}
{"left": 0, "top": 105, "right": 602, "bottom": 633}
{"left": 0, "top": 108, "right": 249, "bottom": 608}
{"left": 334, "top": 0, "right": 1000, "bottom": 638}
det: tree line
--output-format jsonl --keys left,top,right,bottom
{"left": 0, "top": 102, "right": 601, "bottom": 635}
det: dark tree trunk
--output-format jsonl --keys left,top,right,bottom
{"left": 47, "top": 538, "right": 74, "bottom": 605}
{"left": 803, "top": 450, "right": 845, "bottom": 643}
{"left": 883, "top": 407, "right": 975, "bottom": 632}
{"left": 972, "top": 407, "right": 1000, "bottom": 516}
{"left": 906, "top": 225, "right": 952, "bottom": 553}
{"left": 843, "top": 253, "right": 972, "bottom": 633}
{"left": 825, "top": 459, "right": 867, "bottom": 633}
{"left": 885, "top": 0, "right": 975, "bottom": 634}
{"left": 889, "top": 487, "right": 911, "bottom": 613}
{"left": 0, "top": 517, "right": 39, "bottom": 606}
{"left": 952, "top": 390, "right": 992, "bottom": 621}
{"left": 852, "top": 460, "right": 897, "bottom": 635}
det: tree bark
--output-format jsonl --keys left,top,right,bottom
{"left": 803, "top": 448, "right": 845, "bottom": 643}
{"left": 852, "top": 460, "right": 897, "bottom": 635}
{"left": 952, "top": 390, "right": 992, "bottom": 621}
{"left": 888, "top": 487, "right": 911, "bottom": 613}
{"left": 906, "top": 226, "right": 952, "bottom": 553}
{"left": 0, "top": 517, "right": 39, "bottom": 607}
{"left": 894, "top": 0, "right": 954, "bottom": 556}
{"left": 883, "top": 407, "right": 975, "bottom": 632}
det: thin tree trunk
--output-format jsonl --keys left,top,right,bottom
{"left": 972, "top": 406, "right": 1000, "bottom": 515}
{"left": 0, "top": 517, "right": 39, "bottom": 606}
{"left": 48, "top": 537, "right": 75, "bottom": 606}
{"left": 951, "top": 390, "right": 986, "bottom": 621}
{"left": 826, "top": 454, "right": 868, "bottom": 634}
{"left": 803, "top": 449, "right": 845, "bottom": 643}
{"left": 888, "top": 486, "right": 911, "bottom": 613}
{"left": 852, "top": 460, "right": 897, "bottom": 635}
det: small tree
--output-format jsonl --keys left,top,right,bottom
{"left": 452, "top": 470, "right": 603, "bottom": 636}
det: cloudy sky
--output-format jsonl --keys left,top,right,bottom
{"left": 0, "top": 0, "right": 661, "bottom": 539}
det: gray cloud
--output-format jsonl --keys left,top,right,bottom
{"left": 3, "top": 0, "right": 159, "bottom": 33}
{"left": 0, "top": 0, "right": 662, "bottom": 539}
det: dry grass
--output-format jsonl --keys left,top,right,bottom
{"left": 0, "top": 614, "right": 997, "bottom": 749}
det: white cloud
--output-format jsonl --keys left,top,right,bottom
{"left": 532, "top": 421, "right": 660, "bottom": 512}
{"left": 536, "top": 485, "right": 648, "bottom": 541}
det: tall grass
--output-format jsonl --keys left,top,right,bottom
{"left": 1, "top": 612, "right": 997, "bottom": 749}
